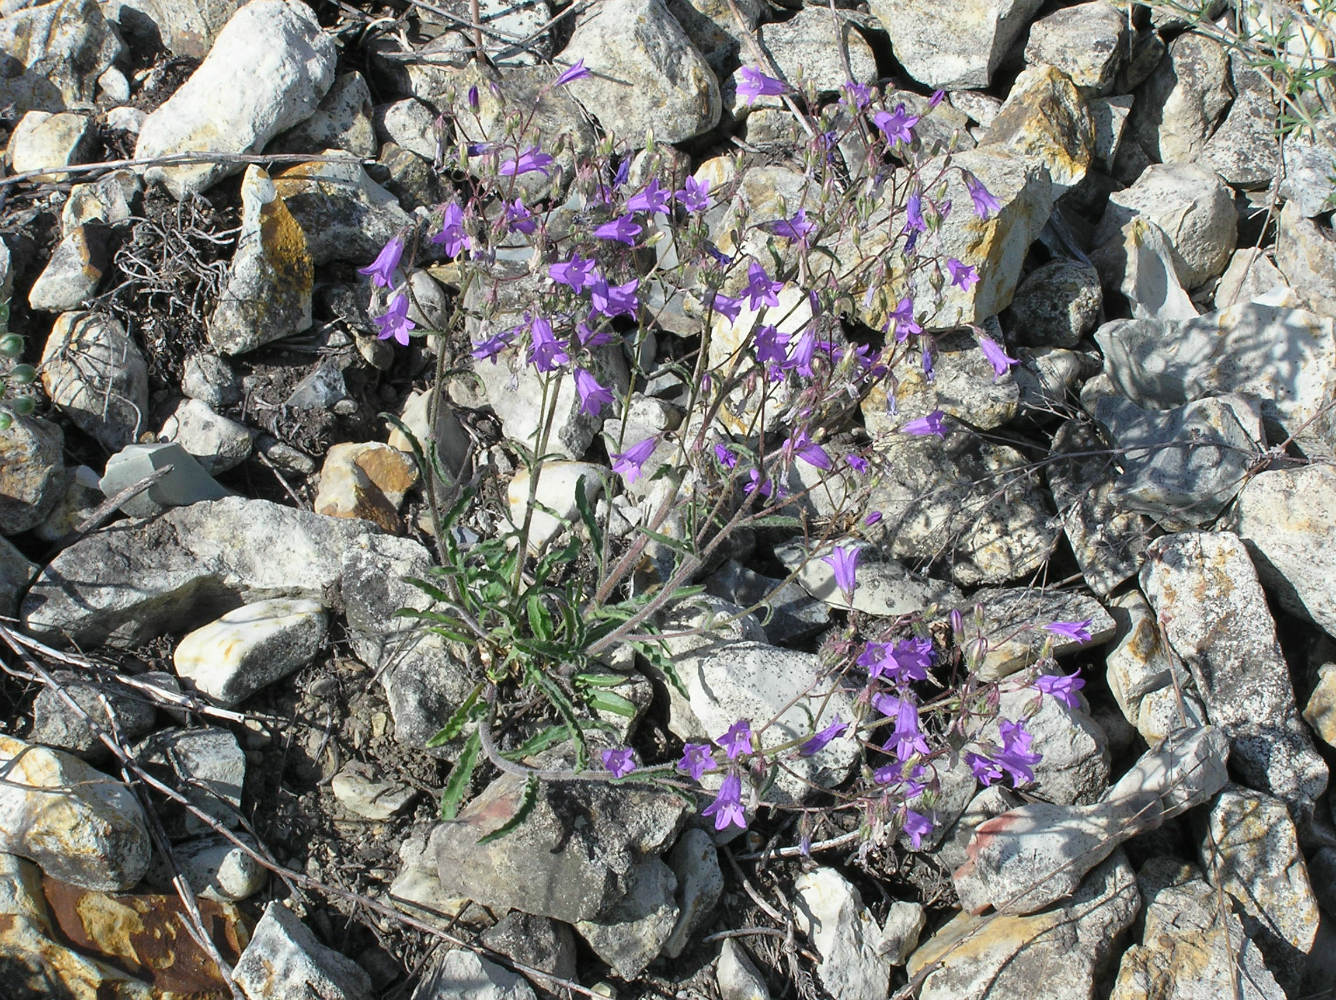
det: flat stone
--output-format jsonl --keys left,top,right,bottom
{"left": 1200, "top": 786, "right": 1319, "bottom": 988}
{"left": 107, "top": 0, "right": 247, "bottom": 59}
{"left": 0, "top": 414, "right": 64, "bottom": 534}
{"left": 1278, "top": 134, "right": 1336, "bottom": 218}
{"left": 0, "top": 734, "right": 149, "bottom": 891}
{"left": 8, "top": 110, "right": 93, "bottom": 181}
{"left": 1101, "top": 216, "right": 1200, "bottom": 322}
{"left": 387, "top": 826, "right": 479, "bottom": 932}
{"left": 1140, "top": 531, "right": 1328, "bottom": 821}
{"left": 22, "top": 496, "right": 379, "bottom": 648}
{"left": 793, "top": 867, "right": 891, "bottom": 1000}
{"left": 1023, "top": 2, "right": 1128, "bottom": 94}
{"left": 775, "top": 541, "right": 962, "bottom": 619}
{"left": 479, "top": 911, "right": 577, "bottom": 989}
{"left": 662, "top": 827, "right": 724, "bottom": 959}
{"left": 174, "top": 597, "right": 327, "bottom": 707}
{"left": 1214, "top": 248, "right": 1288, "bottom": 310}
{"left": 507, "top": 461, "right": 605, "bottom": 551}
{"left": 1126, "top": 30, "right": 1232, "bottom": 165}
{"left": 207, "top": 165, "right": 314, "bottom": 355}
{"left": 134, "top": 0, "right": 336, "bottom": 197}
{"left": 28, "top": 669, "right": 157, "bottom": 761}
{"left": 1103, "top": 589, "right": 1202, "bottom": 744}
{"left": 879, "top": 900, "right": 925, "bottom": 966}
{"left": 575, "top": 857, "right": 678, "bottom": 979}
{"left": 144, "top": 832, "right": 267, "bottom": 902}
{"left": 98, "top": 442, "right": 231, "bottom": 517}
{"left": 40, "top": 311, "right": 149, "bottom": 451}
{"left": 273, "top": 70, "right": 378, "bottom": 157}
{"left": 1110, "top": 857, "right": 1284, "bottom": 1000}
{"left": 60, "top": 170, "right": 139, "bottom": 233}
{"left": 1202, "top": 59, "right": 1283, "bottom": 190}
{"left": 716, "top": 937, "right": 771, "bottom": 1000}
{"left": 157, "top": 397, "right": 253, "bottom": 474}
{"left": 750, "top": 7, "right": 877, "bottom": 100}
{"left": 413, "top": 949, "right": 536, "bottom": 1000}
{"left": 911, "top": 851, "right": 1139, "bottom": 1000}
{"left": 1304, "top": 663, "right": 1336, "bottom": 747}
{"left": 271, "top": 155, "right": 411, "bottom": 265}
{"left": 331, "top": 763, "right": 415, "bottom": 820}
{"left": 233, "top": 902, "right": 372, "bottom": 1000}
{"left": 1275, "top": 199, "right": 1336, "bottom": 318}
{"left": 867, "top": 0, "right": 1045, "bottom": 89}
{"left": 664, "top": 0, "right": 763, "bottom": 70}
{"left": 561, "top": 0, "right": 719, "bottom": 144}
{"left": 1095, "top": 302, "right": 1336, "bottom": 454}
{"left": 133, "top": 727, "right": 245, "bottom": 836}
{"left": 0, "top": 535, "right": 37, "bottom": 619}
{"left": 432, "top": 774, "right": 689, "bottom": 924}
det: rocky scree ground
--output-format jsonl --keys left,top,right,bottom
{"left": 2, "top": 0, "right": 1336, "bottom": 998}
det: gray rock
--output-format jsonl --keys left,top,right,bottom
{"left": 29, "top": 670, "right": 157, "bottom": 760}
{"left": 369, "top": 0, "right": 553, "bottom": 78}
{"left": 182, "top": 352, "right": 243, "bottom": 409}
{"left": 980, "top": 63, "right": 1094, "bottom": 193}
{"left": 433, "top": 774, "right": 689, "bottom": 924}
{"left": 1110, "top": 857, "right": 1284, "bottom": 1000}
{"left": 777, "top": 542, "right": 962, "bottom": 619}
{"left": 716, "top": 938, "right": 770, "bottom": 1000}
{"left": 937, "top": 784, "right": 1021, "bottom": 873}
{"left": 1088, "top": 93, "right": 1133, "bottom": 170}
{"left": 1140, "top": 531, "right": 1328, "bottom": 820}
{"left": 1126, "top": 30, "right": 1232, "bottom": 166}
{"left": 479, "top": 911, "right": 577, "bottom": 990}
{"left": 1232, "top": 463, "right": 1336, "bottom": 639}
{"left": 106, "top": 0, "right": 246, "bottom": 59}
{"left": 144, "top": 832, "right": 268, "bottom": 902}
{"left": 98, "top": 442, "right": 231, "bottom": 517}
{"left": 134, "top": 726, "right": 245, "bottom": 836}
{"left": 1012, "top": 346, "right": 1084, "bottom": 419}
{"left": 340, "top": 533, "right": 478, "bottom": 748}
{"left": 879, "top": 900, "right": 925, "bottom": 966}
{"left": 1002, "top": 668, "right": 1110, "bottom": 805}
{"left": 60, "top": 169, "right": 140, "bottom": 233}
{"left": 271, "top": 154, "right": 411, "bottom": 265}
{"left": 0, "top": 535, "right": 37, "bottom": 618}
{"left": 157, "top": 397, "right": 253, "bottom": 474}
{"left": 0, "top": 0, "right": 122, "bottom": 113}
{"left": 665, "top": 0, "right": 763, "bottom": 71}
{"left": 952, "top": 726, "right": 1227, "bottom": 915}
{"left": 134, "top": 0, "right": 337, "bottom": 198}
{"left": 862, "top": 329, "right": 1020, "bottom": 435}
{"left": 1202, "top": 58, "right": 1282, "bottom": 189}
{"left": 662, "top": 827, "right": 724, "bottom": 959}
{"left": 1278, "top": 134, "right": 1336, "bottom": 217}
{"left": 1095, "top": 302, "right": 1336, "bottom": 454}
{"left": 22, "top": 496, "right": 381, "bottom": 648}
{"left": 1092, "top": 391, "right": 1264, "bottom": 529}
{"left": 1008, "top": 259, "right": 1102, "bottom": 348}
{"left": 40, "top": 311, "right": 149, "bottom": 451}
{"left": 793, "top": 867, "right": 891, "bottom": 1000}
{"left": 1104, "top": 216, "right": 1199, "bottom": 322}
{"left": 372, "top": 98, "right": 437, "bottom": 160}
{"left": 656, "top": 634, "right": 859, "bottom": 805}
{"left": 388, "top": 826, "right": 478, "bottom": 931}
{"left": 173, "top": 597, "right": 327, "bottom": 707}
{"left": 7, "top": 109, "right": 94, "bottom": 180}
{"left": 272, "top": 70, "right": 378, "bottom": 157}
{"left": 575, "top": 857, "right": 678, "bottom": 979}
{"left": 413, "top": 949, "right": 536, "bottom": 1000}
{"left": 1214, "top": 248, "right": 1288, "bottom": 310}
{"left": 911, "top": 851, "right": 1139, "bottom": 1000}
{"left": 1275, "top": 199, "right": 1336, "bottom": 318}
{"left": 331, "top": 763, "right": 415, "bottom": 820}
{"left": 207, "top": 165, "right": 314, "bottom": 355}
{"left": 705, "top": 559, "right": 829, "bottom": 645}
{"left": 1103, "top": 589, "right": 1203, "bottom": 745}
{"left": 561, "top": 0, "right": 719, "bottom": 144}
{"left": 1094, "top": 161, "right": 1236, "bottom": 290}
{"left": 0, "top": 734, "right": 150, "bottom": 891}
{"left": 0, "top": 414, "right": 64, "bottom": 534}
{"left": 1023, "top": 2, "right": 1127, "bottom": 95}
{"left": 864, "top": 432, "right": 1060, "bottom": 588}
{"left": 233, "top": 902, "right": 372, "bottom": 1000}
{"left": 867, "top": 0, "right": 1044, "bottom": 89}
{"left": 754, "top": 7, "right": 877, "bottom": 99}
{"left": 1199, "top": 786, "right": 1319, "bottom": 989}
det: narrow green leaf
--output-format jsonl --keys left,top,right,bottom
{"left": 476, "top": 774, "right": 539, "bottom": 845}
{"left": 586, "top": 689, "right": 639, "bottom": 717}
{"left": 439, "top": 728, "right": 481, "bottom": 820}
{"left": 425, "top": 681, "right": 485, "bottom": 747}
{"left": 574, "top": 474, "right": 603, "bottom": 553}
{"left": 527, "top": 594, "right": 553, "bottom": 642}
{"left": 503, "top": 724, "right": 571, "bottom": 760}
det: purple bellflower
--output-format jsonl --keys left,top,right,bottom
{"left": 589, "top": 277, "right": 639, "bottom": 319}
{"left": 677, "top": 743, "right": 717, "bottom": 781}
{"left": 601, "top": 747, "right": 636, "bottom": 777}
{"left": 873, "top": 103, "right": 920, "bottom": 145}
{"left": 574, "top": 367, "right": 613, "bottom": 416}
{"left": 714, "top": 442, "right": 738, "bottom": 469}
{"left": 946, "top": 258, "right": 979, "bottom": 290}
{"left": 702, "top": 773, "right": 747, "bottom": 831}
{"left": 611, "top": 437, "right": 658, "bottom": 484}
{"left": 737, "top": 65, "right": 789, "bottom": 105}
{"left": 594, "top": 214, "right": 642, "bottom": 245}
{"left": 799, "top": 717, "right": 848, "bottom": 757}
{"left": 977, "top": 334, "right": 1018, "bottom": 378}
{"left": 549, "top": 254, "right": 597, "bottom": 292}
{"left": 499, "top": 146, "right": 554, "bottom": 177}
{"left": 472, "top": 325, "right": 517, "bottom": 363}
{"left": 785, "top": 429, "right": 832, "bottom": 470}
{"left": 554, "top": 58, "right": 590, "bottom": 87}
{"left": 359, "top": 235, "right": 405, "bottom": 289}
{"left": 716, "top": 719, "right": 754, "bottom": 760}
{"left": 964, "top": 172, "right": 1001, "bottom": 219}
{"left": 884, "top": 694, "right": 931, "bottom": 762}
{"left": 902, "top": 809, "right": 934, "bottom": 850}
{"left": 375, "top": 293, "right": 415, "bottom": 346}
{"left": 527, "top": 314, "right": 569, "bottom": 372}
{"left": 503, "top": 198, "right": 537, "bottom": 235}
{"left": 712, "top": 292, "right": 743, "bottom": 325}
{"left": 675, "top": 175, "right": 711, "bottom": 214}
{"left": 996, "top": 719, "right": 1043, "bottom": 786}
{"left": 1033, "top": 669, "right": 1087, "bottom": 709}
{"left": 823, "top": 545, "right": 861, "bottom": 604}
{"left": 626, "top": 177, "right": 671, "bottom": 216}
{"left": 743, "top": 260, "right": 783, "bottom": 310}
{"left": 887, "top": 297, "right": 922, "bottom": 342}
{"left": 432, "top": 202, "right": 470, "bottom": 258}
{"left": 902, "top": 410, "right": 947, "bottom": 437}
{"left": 1045, "top": 619, "right": 1094, "bottom": 644}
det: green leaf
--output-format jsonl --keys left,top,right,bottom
{"left": 586, "top": 689, "right": 639, "bottom": 717}
{"left": 439, "top": 728, "right": 481, "bottom": 820}
{"left": 425, "top": 681, "right": 485, "bottom": 747}
{"left": 503, "top": 724, "right": 571, "bottom": 760}
{"left": 526, "top": 594, "right": 553, "bottom": 642}
{"left": 750, "top": 514, "right": 805, "bottom": 529}
{"left": 576, "top": 672, "right": 633, "bottom": 688}
{"left": 574, "top": 474, "right": 603, "bottom": 553}
{"left": 476, "top": 774, "right": 539, "bottom": 845}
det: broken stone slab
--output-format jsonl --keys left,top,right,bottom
{"left": 0, "top": 413, "right": 65, "bottom": 535}
{"left": 980, "top": 63, "right": 1094, "bottom": 193}
{"left": 1103, "top": 589, "right": 1207, "bottom": 746}
{"left": 952, "top": 725, "right": 1228, "bottom": 915}
{"left": 207, "top": 164, "right": 314, "bottom": 355}
{"left": 143, "top": 832, "right": 268, "bottom": 903}
{"left": 1023, "top": 2, "right": 1128, "bottom": 95}
{"left": 792, "top": 867, "right": 892, "bottom": 1000}
{"left": 271, "top": 154, "right": 411, "bottom": 266}
{"left": 661, "top": 827, "right": 724, "bottom": 959}
{"left": 0, "top": 0, "right": 122, "bottom": 114}
{"left": 911, "top": 851, "right": 1139, "bottom": 1000}
{"left": 232, "top": 901, "right": 372, "bottom": 1000}
{"left": 28, "top": 224, "right": 105, "bottom": 311}
{"left": 1095, "top": 301, "right": 1336, "bottom": 454}
{"left": 574, "top": 856, "right": 678, "bottom": 980}
{"left": 28, "top": 669, "right": 157, "bottom": 762}
{"left": 173, "top": 597, "right": 327, "bottom": 707}
{"left": 1140, "top": 531, "right": 1328, "bottom": 820}
{"left": 432, "top": 772, "right": 689, "bottom": 925}
{"left": 22, "top": 496, "right": 381, "bottom": 648}
{"left": 0, "top": 734, "right": 150, "bottom": 891}
{"left": 478, "top": 911, "right": 577, "bottom": 993}
{"left": 134, "top": 0, "right": 337, "bottom": 198}
{"left": 867, "top": 0, "right": 1044, "bottom": 89}
{"left": 156, "top": 397, "right": 254, "bottom": 475}
{"left": 1198, "top": 786, "right": 1320, "bottom": 990}
{"left": 99, "top": 442, "right": 232, "bottom": 518}
{"left": 1110, "top": 857, "right": 1285, "bottom": 1000}
{"left": 413, "top": 949, "right": 537, "bottom": 1000}
{"left": 1229, "top": 462, "right": 1336, "bottom": 640}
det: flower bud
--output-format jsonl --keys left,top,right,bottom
{"left": 9, "top": 395, "right": 35, "bottom": 416}
{"left": 8, "top": 364, "right": 35, "bottom": 385}
{"left": 0, "top": 410, "right": 11, "bottom": 432}
{"left": 0, "top": 333, "right": 23, "bottom": 358}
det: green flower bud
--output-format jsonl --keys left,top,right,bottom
{"left": 9, "top": 395, "right": 35, "bottom": 416}
{"left": 0, "top": 333, "right": 24, "bottom": 358}
{"left": 8, "top": 364, "right": 35, "bottom": 386}
{"left": 0, "top": 410, "right": 11, "bottom": 432}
